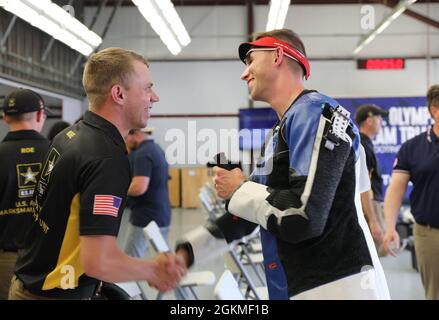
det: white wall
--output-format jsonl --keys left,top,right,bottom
{"left": 62, "top": 98, "right": 84, "bottom": 124}
{"left": 308, "top": 59, "right": 438, "bottom": 98}
{"left": 150, "top": 60, "right": 248, "bottom": 114}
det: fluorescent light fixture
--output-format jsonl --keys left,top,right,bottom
{"left": 353, "top": 0, "right": 417, "bottom": 55}
{"left": 0, "top": 0, "right": 101, "bottom": 56}
{"left": 132, "top": 0, "right": 191, "bottom": 55}
{"left": 266, "top": 0, "right": 291, "bottom": 31}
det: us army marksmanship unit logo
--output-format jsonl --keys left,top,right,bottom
{"left": 16, "top": 163, "right": 41, "bottom": 198}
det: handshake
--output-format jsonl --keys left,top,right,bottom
{"left": 147, "top": 251, "right": 189, "bottom": 292}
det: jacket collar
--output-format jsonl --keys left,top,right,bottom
{"left": 2, "top": 130, "right": 46, "bottom": 142}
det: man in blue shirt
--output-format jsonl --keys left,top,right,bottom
{"left": 384, "top": 84, "right": 439, "bottom": 300}
{"left": 124, "top": 127, "right": 171, "bottom": 258}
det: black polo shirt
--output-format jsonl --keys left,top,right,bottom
{"left": 15, "top": 111, "right": 131, "bottom": 298}
{"left": 360, "top": 133, "right": 384, "bottom": 202}
{"left": 0, "top": 130, "right": 50, "bottom": 251}
{"left": 393, "top": 127, "right": 439, "bottom": 227}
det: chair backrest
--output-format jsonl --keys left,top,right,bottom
{"left": 199, "top": 188, "right": 215, "bottom": 211}
{"left": 199, "top": 188, "right": 217, "bottom": 221}
{"left": 214, "top": 270, "right": 244, "bottom": 300}
{"left": 223, "top": 250, "right": 241, "bottom": 274}
{"left": 239, "top": 225, "right": 260, "bottom": 244}
{"left": 143, "top": 221, "right": 170, "bottom": 253}
{"left": 203, "top": 182, "right": 218, "bottom": 203}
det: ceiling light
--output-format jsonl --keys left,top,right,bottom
{"left": 266, "top": 0, "right": 291, "bottom": 31}
{"left": 0, "top": 0, "right": 101, "bottom": 56}
{"left": 353, "top": 0, "right": 417, "bottom": 55}
{"left": 132, "top": 0, "right": 191, "bottom": 55}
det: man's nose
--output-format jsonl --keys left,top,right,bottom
{"left": 152, "top": 90, "right": 160, "bottom": 103}
{"left": 240, "top": 66, "right": 250, "bottom": 81}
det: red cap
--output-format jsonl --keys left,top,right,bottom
{"left": 238, "top": 36, "right": 310, "bottom": 79}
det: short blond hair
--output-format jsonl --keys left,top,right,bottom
{"left": 82, "top": 48, "right": 149, "bottom": 108}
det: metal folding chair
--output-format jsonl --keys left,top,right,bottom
{"left": 143, "top": 221, "right": 216, "bottom": 300}
{"left": 214, "top": 270, "right": 245, "bottom": 300}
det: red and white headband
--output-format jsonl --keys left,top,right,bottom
{"left": 238, "top": 36, "right": 310, "bottom": 79}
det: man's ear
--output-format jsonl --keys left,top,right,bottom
{"left": 274, "top": 47, "right": 284, "bottom": 66}
{"left": 365, "top": 116, "right": 374, "bottom": 127}
{"left": 36, "top": 110, "right": 45, "bottom": 122}
{"left": 110, "top": 84, "right": 125, "bottom": 105}
{"left": 430, "top": 105, "right": 439, "bottom": 119}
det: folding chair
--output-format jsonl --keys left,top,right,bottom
{"left": 198, "top": 183, "right": 226, "bottom": 221}
{"left": 224, "top": 249, "right": 267, "bottom": 300}
{"left": 214, "top": 270, "right": 245, "bottom": 300}
{"left": 232, "top": 227, "right": 266, "bottom": 286}
{"left": 112, "top": 281, "right": 143, "bottom": 300}
{"left": 144, "top": 221, "right": 216, "bottom": 300}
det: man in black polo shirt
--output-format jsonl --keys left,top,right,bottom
{"left": 355, "top": 104, "right": 388, "bottom": 256}
{"left": 384, "top": 84, "right": 439, "bottom": 300}
{"left": 10, "top": 48, "right": 186, "bottom": 300}
{"left": 0, "top": 89, "right": 50, "bottom": 299}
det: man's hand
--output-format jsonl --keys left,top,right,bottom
{"left": 368, "top": 220, "right": 383, "bottom": 245}
{"left": 176, "top": 248, "right": 190, "bottom": 268}
{"left": 383, "top": 229, "right": 400, "bottom": 257}
{"left": 213, "top": 167, "right": 246, "bottom": 199}
{"left": 147, "top": 253, "right": 187, "bottom": 292}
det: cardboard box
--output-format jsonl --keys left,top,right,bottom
{"left": 181, "top": 167, "right": 211, "bottom": 208}
{"left": 168, "top": 167, "right": 181, "bottom": 208}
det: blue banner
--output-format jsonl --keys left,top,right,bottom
{"left": 337, "top": 96, "right": 430, "bottom": 203}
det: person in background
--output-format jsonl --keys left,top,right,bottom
{"left": 355, "top": 104, "right": 389, "bottom": 256}
{"left": 47, "top": 121, "right": 70, "bottom": 141}
{"left": 0, "top": 89, "right": 50, "bottom": 299}
{"left": 384, "top": 84, "right": 439, "bottom": 300}
{"left": 123, "top": 127, "right": 172, "bottom": 259}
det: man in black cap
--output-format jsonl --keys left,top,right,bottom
{"left": 355, "top": 104, "right": 389, "bottom": 256}
{"left": 0, "top": 88, "right": 50, "bottom": 299}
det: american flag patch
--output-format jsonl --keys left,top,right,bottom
{"left": 93, "top": 195, "right": 122, "bottom": 217}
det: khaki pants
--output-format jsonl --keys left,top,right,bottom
{"left": 413, "top": 223, "right": 439, "bottom": 300}
{"left": 8, "top": 275, "right": 62, "bottom": 300}
{"left": 0, "top": 250, "right": 18, "bottom": 300}
{"left": 372, "top": 201, "right": 387, "bottom": 257}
